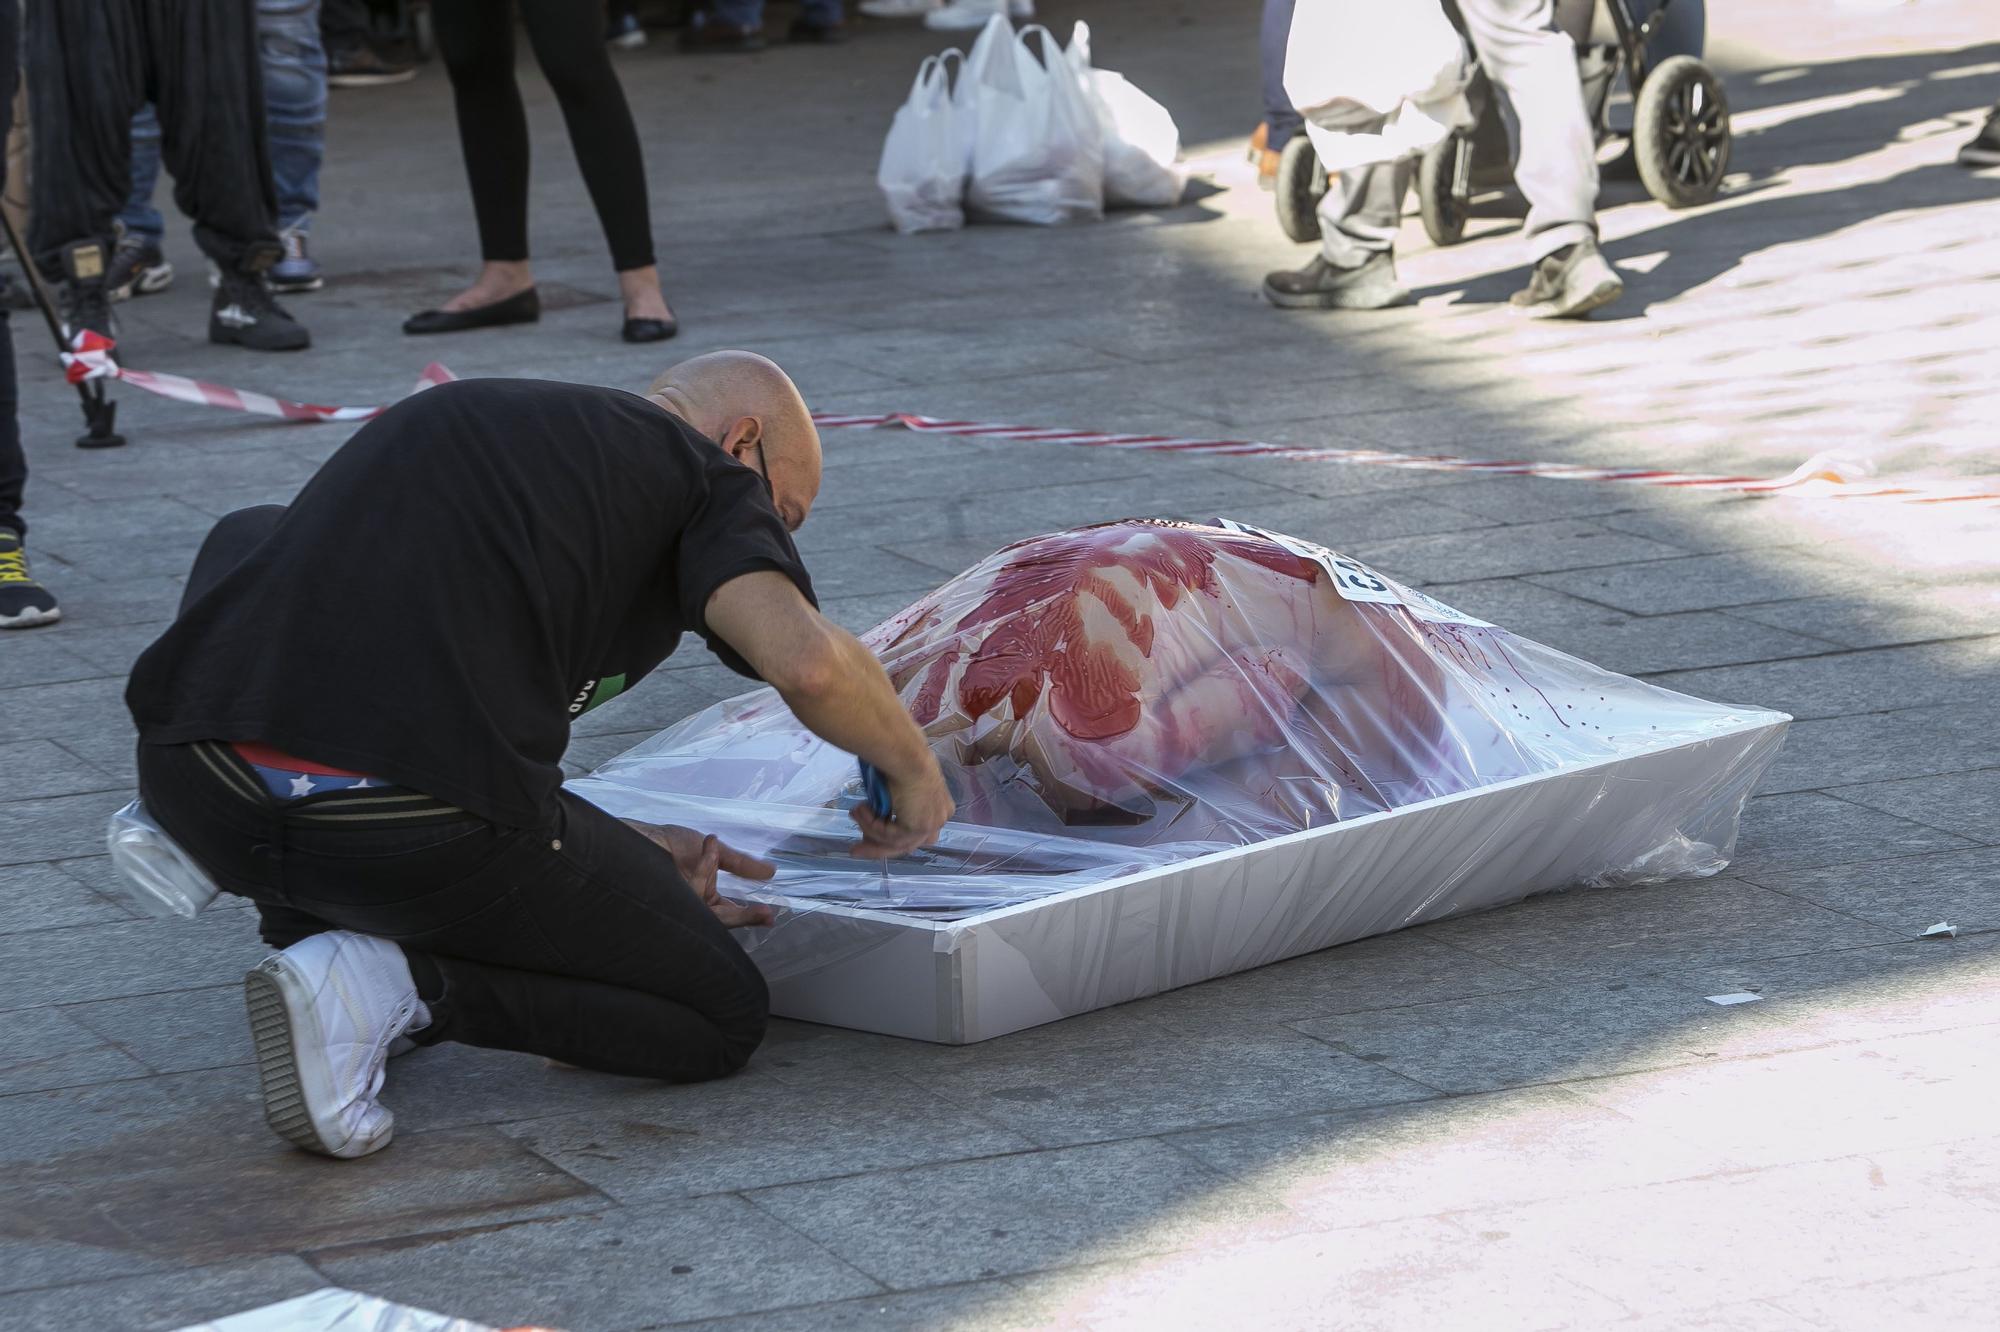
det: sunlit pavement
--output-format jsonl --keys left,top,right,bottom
{"left": 2, "top": 1, "right": 1996, "bottom": 1327}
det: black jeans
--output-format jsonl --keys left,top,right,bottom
{"left": 0, "top": 0, "right": 23, "bottom": 540}
{"left": 27, "top": 0, "right": 280, "bottom": 279}
{"left": 140, "top": 506, "right": 769, "bottom": 1082}
{"left": 432, "top": 0, "right": 656, "bottom": 271}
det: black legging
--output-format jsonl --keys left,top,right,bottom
{"left": 432, "top": 0, "right": 656, "bottom": 272}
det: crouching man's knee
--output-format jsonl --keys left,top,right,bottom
{"left": 713, "top": 963, "right": 770, "bottom": 1076}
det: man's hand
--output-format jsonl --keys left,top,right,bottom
{"left": 850, "top": 762, "right": 955, "bottom": 859}
{"left": 623, "top": 820, "right": 776, "bottom": 928}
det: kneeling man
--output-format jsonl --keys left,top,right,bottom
{"left": 126, "top": 353, "right": 954, "bottom": 1159}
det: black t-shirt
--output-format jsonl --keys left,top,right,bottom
{"left": 126, "top": 377, "right": 815, "bottom": 827}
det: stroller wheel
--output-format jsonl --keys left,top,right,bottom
{"left": 1417, "top": 131, "right": 1469, "bottom": 247}
{"left": 1274, "top": 135, "right": 1327, "bottom": 243}
{"left": 1634, "top": 55, "right": 1731, "bottom": 207}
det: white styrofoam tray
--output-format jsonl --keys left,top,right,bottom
{"left": 715, "top": 713, "right": 1786, "bottom": 1043}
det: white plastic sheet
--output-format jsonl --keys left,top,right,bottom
{"left": 576, "top": 520, "right": 1785, "bottom": 924}
{"left": 877, "top": 50, "right": 970, "bottom": 234}
{"left": 963, "top": 15, "right": 1104, "bottom": 225}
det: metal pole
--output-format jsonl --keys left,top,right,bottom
{"left": 0, "top": 209, "right": 124, "bottom": 448}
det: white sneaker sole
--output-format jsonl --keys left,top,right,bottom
{"left": 0, "top": 604, "right": 61, "bottom": 629}
{"left": 110, "top": 263, "right": 174, "bottom": 302}
{"left": 1520, "top": 276, "right": 1624, "bottom": 320}
{"left": 245, "top": 959, "right": 393, "bottom": 1159}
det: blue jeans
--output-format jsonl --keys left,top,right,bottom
{"left": 708, "top": 0, "right": 842, "bottom": 26}
{"left": 121, "top": 0, "right": 325, "bottom": 242}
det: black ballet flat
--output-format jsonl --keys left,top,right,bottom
{"left": 621, "top": 315, "right": 679, "bottom": 344}
{"left": 402, "top": 287, "right": 540, "bottom": 336}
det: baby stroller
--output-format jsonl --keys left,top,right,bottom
{"left": 1275, "top": 0, "right": 1727, "bottom": 245}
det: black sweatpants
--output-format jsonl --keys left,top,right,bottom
{"left": 432, "top": 0, "right": 656, "bottom": 272}
{"left": 137, "top": 506, "right": 770, "bottom": 1083}
{"left": 27, "top": 0, "right": 280, "bottom": 280}
{"left": 0, "top": 0, "right": 23, "bottom": 540}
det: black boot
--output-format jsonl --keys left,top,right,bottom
{"left": 59, "top": 277, "right": 115, "bottom": 344}
{"left": 211, "top": 266, "right": 311, "bottom": 351}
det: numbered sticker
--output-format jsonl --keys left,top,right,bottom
{"left": 1218, "top": 518, "right": 1491, "bottom": 627}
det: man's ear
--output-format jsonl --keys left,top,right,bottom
{"left": 720, "top": 415, "right": 763, "bottom": 461}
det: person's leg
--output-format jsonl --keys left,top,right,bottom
{"left": 272, "top": 787, "right": 769, "bottom": 1080}
{"left": 106, "top": 104, "right": 178, "bottom": 301}
{"left": 1317, "top": 158, "right": 1413, "bottom": 268}
{"left": 149, "top": 0, "right": 283, "bottom": 276}
{"left": 1264, "top": 133, "right": 1414, "bottom": 311}
{"left": 257, "top": 0, "right": 328, "bottom": 293}
{"left": 0, "top": 308, "right": 21, "bottom": 541}
{"left": 27, "top": 0, "right": 148, "bottom": 317}
{"left": 1259, "top": 0, "right": 1301, "bottom": 151}
{"left": 1453, "top": 0, "right": 1595, "bottom": 262}
{"left": 150, "top": 0, "right": 313, "bottom": 348}
{"left": 427, "top": 0, "right": 538, "bottom": 312}
{"left": 256, "top": 0, "right": 325, "bottom": 236}
{"left": 0, "top": 0, "right": 53, "bottom": 630}
{"left": 117, "top": 106, "right": 167, "bottom": 246}
{"left": 515, "top": 0, "right": 672, "bottom": 326}
{"left": 0, "top": 0, "right": 17, "bottom": 542}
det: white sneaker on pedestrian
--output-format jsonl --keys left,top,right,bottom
{"left": 859, "top": 0, "right": 937, "bottom": 16}
{"left": 924, "top": 0, "right": 1031, "bottom": 31}
{"left": 244, "top": 930, "right": 429, "bottom": 1159}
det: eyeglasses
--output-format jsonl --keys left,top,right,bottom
{"left": 749, "top": 440, "right": 772, "bottom": 494}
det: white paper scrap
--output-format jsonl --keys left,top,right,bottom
{"left": 1706, "top": 991, "right": 1763, "bottom": 1006}
{"left": 1920, "top": 922, "right": 1961, "bottom": 940}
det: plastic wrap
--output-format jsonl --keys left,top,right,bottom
{"left": 572, "top": 519, "right": 1788, "bottom": 942}
{"left": 106, "top": 799, "right": 221, "bottom": 919}
{"left": 172, "top": 1287, "right": 546, "bottom": 1332}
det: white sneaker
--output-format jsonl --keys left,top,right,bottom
{"left": 924, "top": 0, "right": 1031, "bottom": 31}
{"left": 244, "top": 930, "right": 428, "bottom": 1159}
{"left": 858, "top": 0, "right": 937, "bottom": 16}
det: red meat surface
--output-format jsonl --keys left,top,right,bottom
{"left": 865, "top": 520, "right": 1456, "bottom": 842}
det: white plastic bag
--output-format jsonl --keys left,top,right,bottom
{"left": 1284, "top": 0, "right": 1471, "bottom": 171}
{"left": 1065, "top": 21, "right": 1184, "bottom": 208}
{"left": 107, "top": 799, "right": 220, "bottom": 918}
{"left": 877, "top": 50, "right": 969, "bottom": 234}
{"left": 964, "top": 15, "right": 1103, "bottom": 226}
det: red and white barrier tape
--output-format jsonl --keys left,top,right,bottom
{"left": 62, "top": 330, "right": 455, "bottom": 422}
{"left": 52, "top": 334, "right": 1993, "bottom": 511}
{"left": 811, "top": 411, "right": 2000, "bottom": 511}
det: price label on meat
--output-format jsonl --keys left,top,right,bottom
{"left": 1218, "top": 519, "right": 1492, "bottom": 627}
{"left": 1219, "top": 519, "right": 1396, "bottom": 604}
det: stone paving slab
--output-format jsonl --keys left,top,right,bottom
{"left": 3, "top": 0, "right": 1998, "bottom": 1326}
{"left": 309, "top": 1197, "right": 885, "bottom": 1331}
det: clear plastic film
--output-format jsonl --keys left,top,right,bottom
{"left": 106, "top": 799, "right": 222, "bottom": 919}
{"left": 171, "top": 1287, "right": 553, "bottom": 1332}
{"left": 571, "top": 519, "right": 1790, "bottom": 955}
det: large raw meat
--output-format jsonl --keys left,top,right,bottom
{"left": 574, "top": 519, "right": 1773, "bottom": 918}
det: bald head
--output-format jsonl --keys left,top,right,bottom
{"left": 646, "top": 351, "right": 822, "bottom": 532}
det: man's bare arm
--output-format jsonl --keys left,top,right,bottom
{"left": 705, "top": 570, "right": 954, "bottom": 856}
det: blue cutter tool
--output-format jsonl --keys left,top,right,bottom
{"left": 857, "top": 759, "right": 894, "bottom": 893}
{"left": 857, "top": 759, "right": 894, "bottom": 819}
